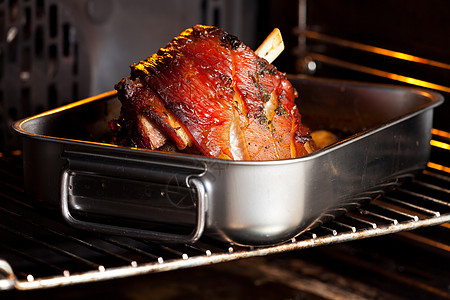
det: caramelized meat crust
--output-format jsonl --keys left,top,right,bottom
{"left": 114, "top": 25, "right": 315, "bottom": 160}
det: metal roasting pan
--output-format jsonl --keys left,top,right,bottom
{"left": 12, "top": 75, "right": 444, "bottom": 246}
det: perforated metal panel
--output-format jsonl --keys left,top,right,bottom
{"left": 0, "top": 0, "right": 89, "bottom": 150}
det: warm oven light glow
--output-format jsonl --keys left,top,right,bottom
{"left": 427, "top": 162, "right": 450, "bottom": 173}
{"left": 432, "top": 129, "right": 450, "bottom": 139}
{"left": 430, "top": 140, "right": 450, "bottom": 150}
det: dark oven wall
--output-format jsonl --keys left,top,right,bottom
{"left": 286, "top": 0, "right": 450, "bottom": 131}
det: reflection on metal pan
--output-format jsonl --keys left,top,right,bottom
{"left": 12, "top": 75, "right": 444, "bottom": 246}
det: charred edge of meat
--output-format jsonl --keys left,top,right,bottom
{"left": 131, "top": 25, "right": 239, "bottom": 79}
{"left": 108, "top": 117, "right": 128, "bottom": 146}
{"left": 294, "top": 127, "right": 313, "bottom": 144}
{"left": 130, "top": 49, "right": 174, "bottom": 79}
{"left": 221, "top": 32, "right": 242, "bottom": 50}
{"left": 108, "top": 115, "right": 143, "bottom": 148}
{"left": 257, "top": 59, "right": 278, "bottom": 76}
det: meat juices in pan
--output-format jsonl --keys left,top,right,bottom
{"left": 114, "top": 25, "right": 316, "bottom": 160}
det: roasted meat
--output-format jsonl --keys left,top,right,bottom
{"left": 114, "top": 25, "right": 316, "bottom": 160}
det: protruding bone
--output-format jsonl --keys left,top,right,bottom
{"left": 255, "top": 28, "right": 284, "bottom": 63}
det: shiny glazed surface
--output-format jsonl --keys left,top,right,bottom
{"left": 116, "top": 25, "right": 313, "bottom": 160}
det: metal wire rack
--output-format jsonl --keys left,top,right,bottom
{"left": 0, "top": 129, "right": 448, "bottom": 291}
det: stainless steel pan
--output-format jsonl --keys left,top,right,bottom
{"left": 12, "top": 75, "right": 443, "bottom": 246}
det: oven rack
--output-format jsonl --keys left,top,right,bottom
{"left": 294, "top": 28, "right": 450, "bottom": 94}
{"left": 0, "top": 131, "right": 449, "bottom": 291}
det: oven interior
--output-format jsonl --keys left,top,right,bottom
{"left": 1, "top": 0, "right": 450, "bottom": 299}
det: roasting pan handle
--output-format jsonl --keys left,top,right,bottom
{"left": 60, "top": 169, "right": 206, "bottom": 243}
